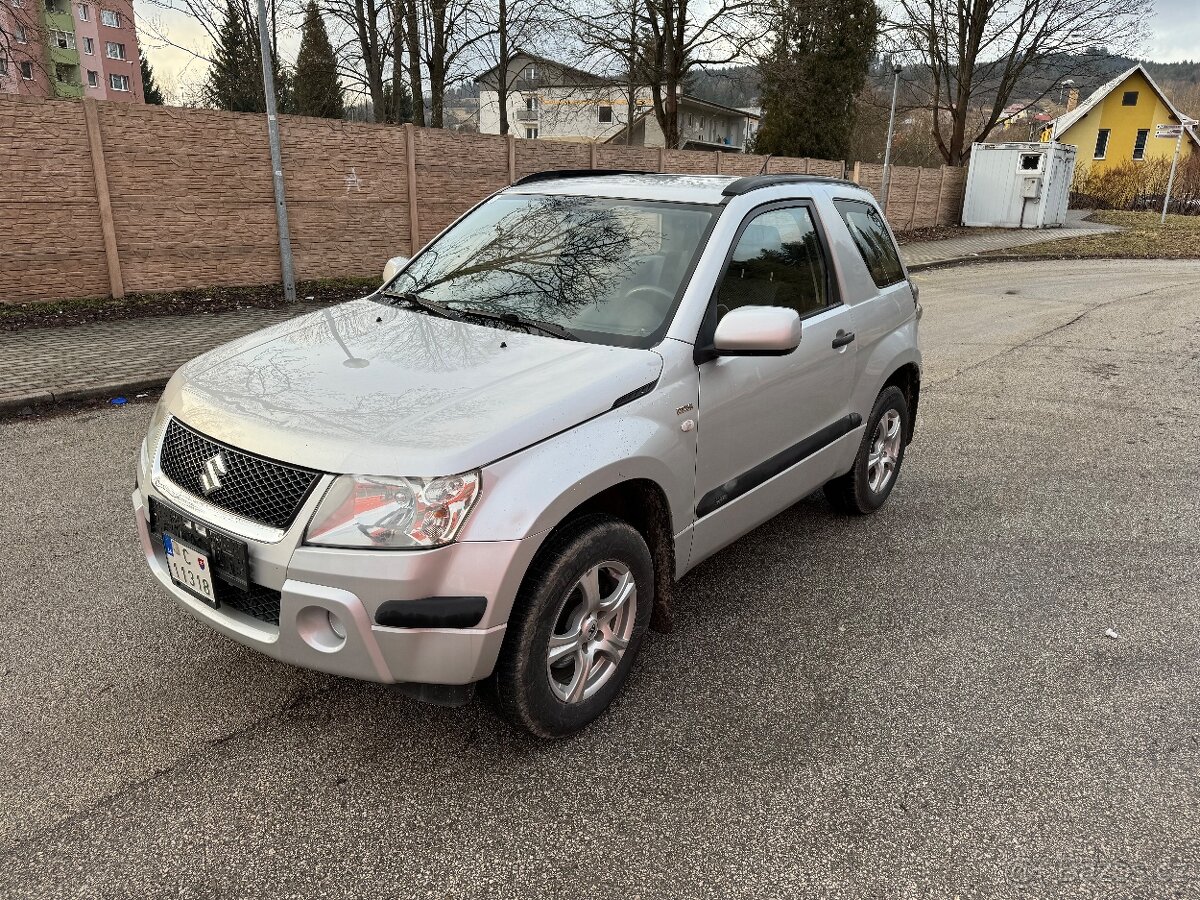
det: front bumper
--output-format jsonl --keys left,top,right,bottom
{"left": 133, "top": 484, "right": 539, "bottom": 685}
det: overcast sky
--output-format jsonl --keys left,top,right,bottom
{"left": 137, "top": 0, "right": 1199, "bottom": 104}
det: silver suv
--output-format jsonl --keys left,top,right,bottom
{"left": 134, "top": 172, "right": 921, "bottom": 737}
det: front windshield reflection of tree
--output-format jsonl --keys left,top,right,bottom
{"left": 393, "top": 196, "right": 662, "bottom": 326}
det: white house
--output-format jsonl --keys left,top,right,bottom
{"left": 476, "top": 51, "right": 759, "bottom": 151}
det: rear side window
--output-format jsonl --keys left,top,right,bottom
{"left": 715, "top": 206, "right": 830, "bottom": 318}
{"left": 834, "top": 199, "right": 905, "bottom": 288}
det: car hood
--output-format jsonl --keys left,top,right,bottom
{"left": 164, "top": 299, "right": 663, "bottom": 476}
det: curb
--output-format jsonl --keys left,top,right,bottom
{"left": 0, "top": 375, "right": 168, "bottom": 418}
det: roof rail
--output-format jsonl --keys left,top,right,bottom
{"left": 511, "top": 169, "right": 650, "bottom": 186}
{"left": 721, "top": 174, "right": 860, "bottom": 196}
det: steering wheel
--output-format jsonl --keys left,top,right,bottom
{"left": 621, "top": 285, "right": 675, "bottom": 330}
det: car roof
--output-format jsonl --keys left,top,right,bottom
{"left": 504, "top": 171, "right": 867, "bottom": 205}
{"left": 506, "top": 173, "right": 741, "bottom": 204}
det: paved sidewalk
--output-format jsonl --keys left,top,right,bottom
{"left": 0, "top": 306, "right": 312, "bottom": 411}
{"left": 0, "top": 215, "right": 1122, "bottom": 414}
{"left": 900, "top": 212, "right": 1120, "bottom": 268}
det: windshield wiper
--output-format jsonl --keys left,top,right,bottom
{"left": 457, "top": 308, "right": 579, "bottom": 341}
{"left": 380, "top": 291, "right": 464, "bottom": 323}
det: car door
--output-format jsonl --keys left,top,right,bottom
{"left": 688, "top": 201, "right": 860, "bottom": 567}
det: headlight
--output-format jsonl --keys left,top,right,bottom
{"left": 305, "top": 472, "right": 481, "bottom": 549}
{"left": 142, "top": 400, "right": 171, "bottom": 471}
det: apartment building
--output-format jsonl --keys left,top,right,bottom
{"left": 477, "top": 51, "right": 758, "bottom": 152}
{"left": 1, "top": 0, "right": 144, "bottom": 101}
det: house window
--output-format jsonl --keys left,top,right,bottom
{"left": 83, "top": 36, "right": 94, "bottom": 54}
{"left": 523, "top": 64, "right": 537, "bottom": 80}
{"left": 77, "top": 1, "right": 88, "bottom": 17}
{"left": 54, "top": 62, "right": 76, "bottom": 83}
{"left": 109, "top": 72, "right": 129, "bottom": 91}
{"left": 0, "top": 58, "right": 6, "bottom": 76}
{"left": 20, "top": 60, "right": 34, "bottom": 80}
{"left": 100, "top": 7, "right": 119, "bottom": 26}
{"left": 1122, "top": 91, "right": 1138, "bottom": 106}
{"left": 1093, "top": 128, "right": 1110, "bottom": 159}
{"left": 87, "top": 68, "right": 98, "bottom": 87}
{"left": 598, "top": 104, "right": 613, "bottom": 124}
{"left": 525, "top": 96, "right": 538, "bottom": 111}
{"left": 14, "top": 23, "right": 28, "bottom": 42}
{"left": 524, "top": 126, "right": 538, "bottom": 139}
{"left": 1132, "top": 128, "right": 1149, "bottom": 160}
{"left": 51, "top": 30, "right": 76, "bottom": 49}
{"left": 105, "top": 41, "right": 125, "bottom": 59}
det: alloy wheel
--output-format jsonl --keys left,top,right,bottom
{"left": 546, "top": 560, "right": 638, "bottom": 704}
{"left": 867, "top": 409, "right": 902, "bottom": 493}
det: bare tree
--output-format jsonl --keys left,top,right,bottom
{"left": 890, "top": 0, "right": 1150, "bottom": 165}
{"left": 641, "top": 0, "right": 762, "bottom": 148}
{"left": 421, "top": 0, "right": 489, "bottom": 128}
{"left": 473, "top": 0, "right": 552, "bottom": 135}
{"left": 547, "top": 0, "right": 760, "bottom": 148}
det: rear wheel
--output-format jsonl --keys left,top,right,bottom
{"left": 488, "top": 515, "right": 653, "bottom": 738}
{"left": 825, "top": 385, "right": 909, "bottom": 515}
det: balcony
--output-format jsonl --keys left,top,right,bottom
{"left": 516, "top": 108, "right": 540, "bottom": 122}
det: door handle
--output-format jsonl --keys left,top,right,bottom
{"left": 832, "top": 330, "right": 856, "bottom": 349}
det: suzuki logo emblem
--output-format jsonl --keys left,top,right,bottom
{"left": 199, "top": 453, "right": 228, "bottom": 495}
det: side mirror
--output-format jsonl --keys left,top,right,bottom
{"left": 382, "top": 255, "right": 409, "bottom": 285}
{"left": 713, "top": 306, "right": 801, "bottom": 356}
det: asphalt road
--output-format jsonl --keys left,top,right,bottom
{"left": 2, "top": 259, "right": 1199, "bottom": 899}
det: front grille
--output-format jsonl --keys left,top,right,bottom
{"left": 158, "top": 419, "right": 321, "bottom": 530}
{"left": 217, "top": 579, "right": 282, "bottom": 626}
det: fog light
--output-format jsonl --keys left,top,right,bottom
{"left": 327, "top": 610, "right": 346, "bottom": 640}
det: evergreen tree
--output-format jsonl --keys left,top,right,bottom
{"left": 141, "top": 54, "right": 165, "bottom": 105}
{"left": 204, "top": 0, "right": 266, "bottom": 113}
{"left": 754, "top": 0, "right": 878, "bottom": 160}
{"left": 292, "top": 0, "right": 344, "bottom": 118}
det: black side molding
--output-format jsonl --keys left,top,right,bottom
{"left": 611, "top": 379, "right": 658, "bottom": 410}
{"left": 375, "top": 596, "right": 488, "bottom": 629}
{"left": 696, "top": 413, "right": 863, "bottom": 518}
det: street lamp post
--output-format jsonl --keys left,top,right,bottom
{"left": 880, "top": 64, "right": 902, "bottom": 214}
{"left": 254, "top": 0, "right": 297, "bottom": 303}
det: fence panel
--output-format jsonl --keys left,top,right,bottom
{"left": 0, "top": 95, "right": 967, "bottom": 305}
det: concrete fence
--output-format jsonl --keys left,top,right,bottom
{"left": 0, "top": 94, "right": 967, "bottom": 305}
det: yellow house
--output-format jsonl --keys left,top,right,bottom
{"left": 1041, "top": 64, "right": 1198, "bottom": 171}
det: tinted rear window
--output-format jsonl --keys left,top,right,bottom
{"left": 834, "top": 199, "right": 905, "bottom": 288}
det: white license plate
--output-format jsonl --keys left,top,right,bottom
{"left": 163, "top": 533, "right": 216, "bottom": 605}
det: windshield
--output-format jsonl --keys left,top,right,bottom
{"left": 382, "top": 193, "right": 718, "bottom": 347}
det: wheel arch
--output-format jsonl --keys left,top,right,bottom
{"left": 523, "top": 478, "right": 677, "bottom": 633}
{"left": 883, "top": 362, "right": 921, "bottom": 443}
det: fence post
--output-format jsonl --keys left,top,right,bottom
{"left": 590, "top": 141, "right": 597, "bottom": 169}
{"left": 934, "top": 165, "right": 949, "bottom": 226}
{"left": 714, "top": 151, "right": 721, "bottom": 174}
{"left": 81, "top": 99, "right": 124, "bottom": 299}
{"left": 405, "top": 124, "right": 420, "bottom": 256}
{"left": 658, "top": 147, "right": 665, "bottom": 172}
{"left": 507, "top": 133, "right": 516, "bottom": 183}
{"left": 910, "top": 167, "right": 923, "bottom": 228}
{"left": 851, "top": 161, "right": 861, "bottom": 185}
{"left": 803, "top": 157, "right": 810, "bottom": 174}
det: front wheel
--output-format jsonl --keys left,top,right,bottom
{"left": 825, "top": 385, "right": 909, "bottom": 515}
{"left": 488, "top": 515, "right": 653, "bottom": 738}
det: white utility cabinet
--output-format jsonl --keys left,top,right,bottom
{"left": 962, "top": 141, "right": 1077, "bottom": 228}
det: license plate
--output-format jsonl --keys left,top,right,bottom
{"left": 163, "top": 533, "right": 217, "bottom": 606}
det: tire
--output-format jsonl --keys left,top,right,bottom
{"left": 487, "top": 515, "right": 654, "bottom": 738}
{"left": 825, "top": 385, "right": 909, "bottom": 515}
